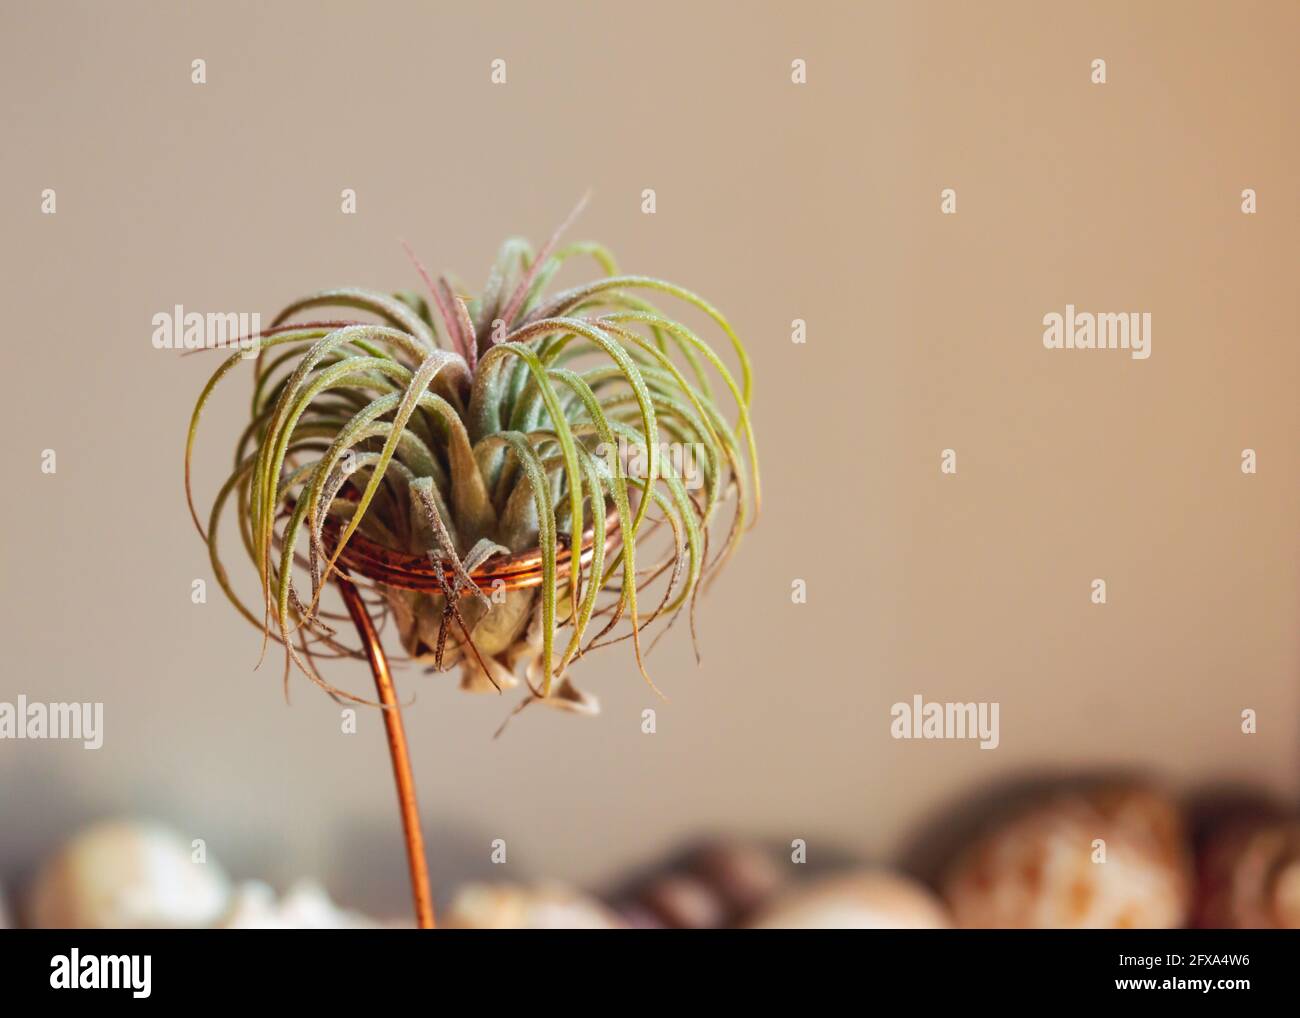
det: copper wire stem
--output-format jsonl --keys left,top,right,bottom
{"left": 319, "top": 507, "right": 619, "bottom": 928}
{"left": 336, "top": 574, "right": 436, "bottom": 929}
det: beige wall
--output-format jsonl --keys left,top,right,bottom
{"left": 1, "top": 1, "right": 1295, "bottom": 912}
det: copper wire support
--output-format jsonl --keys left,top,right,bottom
{"left": 324, "top": 507, "right": 621, "bottom": 594}
{"left": 335, "top": 573, "right": 436, "bottom": 929}
{"left": 319, "top": 507, "right": 619, "bottom": 929}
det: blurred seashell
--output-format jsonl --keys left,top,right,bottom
{"left": 748, "top": 870, "right": 951, "bottom": 928}
{"left": 1196, "top": 817, "right": 1300, "bottom": 929}
{"left": 637, "top": 873, "right": 729, "bottom": 928}
{"left": 943, "top": 785, "right": 1191, "bottom": 928}
{"left": 685, "top": 840, "right": 785, "bottom": 921}
{"left": 616, "top": 901, "right": 669, "bottom": 928}
{"left": 445, "top": 882, "right": 624, "bottom": 929}
{"left": 27, "top": 820, "right": 230, "bottom": 929}
{"left": 219, "top": 880, "right": 379, "bottom": 929}
{"left": 630, "top": 840, "right": 786, "bottom": 927}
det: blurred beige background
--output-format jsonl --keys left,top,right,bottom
{"left": 1, "top": 1, "right": 1295, "bottom": 912}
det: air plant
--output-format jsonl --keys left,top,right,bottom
{"left": 184, "top": 200, "right": 759, "bottom": 926}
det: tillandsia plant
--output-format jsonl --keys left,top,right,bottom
{"left": 184, "top": 199, "right": 759, "bottom": 926}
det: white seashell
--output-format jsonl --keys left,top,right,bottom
{"left": 27, "top": 819, "right": 230, "bottom": 929}
{"left": 747, "top": 871, "right": 951, "bottom": 929}
{"left": 445, "top": 882, "right": 624, "bottom": 929}
{"left": 219, "top": 880, "right": 379, "bottom": 929}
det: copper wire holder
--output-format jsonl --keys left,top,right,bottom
{"left": 325, "top": 510, "right": 620, "bottom": 929}
{"left": 327, "top": 508, "right": 620, "bottom": 594}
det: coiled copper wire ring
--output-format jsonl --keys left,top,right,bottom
{"left": 322, "top": 508, "right": 621, "bottom": 594}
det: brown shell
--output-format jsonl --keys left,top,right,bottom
{"left": 942, "top": 785, "right": 1192, "bottom": 928}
